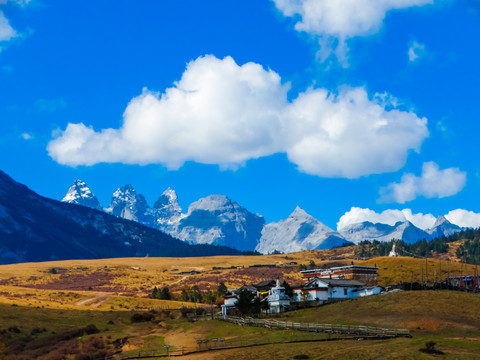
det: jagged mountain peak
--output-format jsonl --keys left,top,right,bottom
{"left": 255, "top": 207, "right": 345, "bottom": 254}
{"left": 153, "top": 188, "right": 182, "bottom": 227}
{"left": 172, "top": 194, "right": 265, "bottom": 251}
{"left": 433, "top": 215, "right": 449, "bottom": 227}
{"left": 61, "top": 179, "right": 103, "bottom": 211}
{"left": 154, "top": 187, "right": 180, "bottom": 210}
{"left": 290, "top": 206, "right": 309, "bottom": 218}
{"left": 107, "top": 184, "right": 152, "bottom": 224}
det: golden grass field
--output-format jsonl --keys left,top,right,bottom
{"left": 0, "top": 247, "right": 479, "bottom": 359}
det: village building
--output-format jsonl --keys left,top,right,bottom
{"left": 300, "top": 264, "right": 379, "bottom": 285}
{"left": 221, "top": 264, "right": 382, "bottom": 315}
{"left": 446, "top": 275, "right": 480, "bottom": 291}
{"left": 293, "top": 278, "right": 382, "bottom": 304}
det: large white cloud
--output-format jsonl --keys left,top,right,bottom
{"left": 337, "top": 207, "right": 436, "bottom": 230}
{"left": 272, "top": 0, "right": 434, "bottom": 62}
{"left": 380, "top": 162, "right": 466, "bottom": 203}
{"left": 48, "top": 55, "right": 429, "bottom": 178}
{"left": 338, "top": 207, "right": 480, "bottom": 230}
{"left": 445, "top": 209, "right": 480, "bottom": 229}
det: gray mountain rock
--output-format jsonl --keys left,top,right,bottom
{"left": 106, "top": 184, "right": 155, "bottom": 226}
{"left": 427, "top": 215, "right": 463, "bottom": 238}
{"left": 170, "top": 194, "right": 265, "bottom": 251}
{"left": 256, "top": 206, "right": 351, "bottom": 254}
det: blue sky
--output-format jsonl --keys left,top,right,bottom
{"left": 1, "top": 0, "right": 480, "bottom": 231}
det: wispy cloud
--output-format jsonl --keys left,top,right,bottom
{"left": 48, "top": 55, "right": 429, "bottom": 179}
{"left": 0, "top": 0, "right": 31, "bottom": 49}
{"left": 380, "top": 162, "right": 466, "bottom": 203}
{"left": 20, "top": 132, "right": 33, "bottom": 140}
{"left": 408, "top": 40, "right": 426, "bottom": 62}
{"left": 36, "top": 98, "right": 67, "bottom": 112}
{"left": 272, "top": 0, "right": 434, "bottom": 65}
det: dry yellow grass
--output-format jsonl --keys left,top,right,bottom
{"left": 0, "top": 250, "right": 478, "bottom": 310}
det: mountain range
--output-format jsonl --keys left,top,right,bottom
{"left": 0, "top": 171, "right": 239, "bottom": 265}
{"left": 61, "top": 179, "right": 465, "bottom": 253}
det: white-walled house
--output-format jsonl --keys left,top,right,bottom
{"left": 221, "top": 294, "right": 238, "bottom": 315}
{"left": 293, "top": 278, "right": 381, "bottom": 304}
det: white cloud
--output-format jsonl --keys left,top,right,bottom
{"left": 338, "top": 207, "right": 480, "bottom": 230}
{"left": 0, "top": 0, "right": 30, "bottom": 43}
{"left": 408, "top": 40, "right": 426, "bottom": 62}
{"left": 337, "top": 206, "right": 436, "bottom": 230}
{"left": 20, "top": 132, "right": 33, "bottom": 140}
{"left": 0, "top": 10, "right": 16, "bottom": 41}
{"left": 445, "top": 209, "right": 480, "bottom": 229}
{"left": 272, "top": 0, "right": 434, "bottom": 63}
{"left": 380, "top": 161, "right": 466, "bottom": 203}
{"left": 48, "top": 55, "right": 429, "bottom": 178}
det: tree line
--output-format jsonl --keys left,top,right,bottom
{"left": 355, "top": 228, "right": 480, "bottom": 265}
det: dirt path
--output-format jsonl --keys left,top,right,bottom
{"left": 75, "top": 293, "right": 110, "bottom": 307}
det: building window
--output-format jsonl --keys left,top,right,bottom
{"left": 344, "top": 288, "right": 348, "bottom": 296}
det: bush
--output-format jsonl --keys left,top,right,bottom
{"left": 130, "top": 312, "right": 155, "bottom": 323}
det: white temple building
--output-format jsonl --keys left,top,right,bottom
{"left": 267, "top": 279, "right": 291, "bottom": 313}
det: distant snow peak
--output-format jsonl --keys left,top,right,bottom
{"left": 61, "top": 179, "right": 103, "bottom": 211}
{"left": 256, "top": 206, "right": 348, "bottom": 254}
{"left": 171, "top": 194, "right": 265, "bottom": 251}
{"left": 153, "top": 187, "right": 182, "bottom": 226}
{"left": 107, "top": 184, "right": 153, "bottom": 225}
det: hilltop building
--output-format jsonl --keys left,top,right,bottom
{"left": 300, "top": 264, "right": 378, "bottom": 285}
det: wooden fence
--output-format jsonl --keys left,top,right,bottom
{"left": 215, "top": 315, "right": 412, "bottom": 338}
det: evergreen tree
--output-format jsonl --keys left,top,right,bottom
{"left": 282, "top": 280, "right": 294, "bottom": 298}
{"left": 181, "top": 286, "right": 190, "bottom": 302}
{"left": 191, "top": 285, "right": 203, "bottom": 303}
{"left": 217, "top": 282, "right": 228, "bottom": 296}
{"left": 235, "top": 289, "right": 255, "bottom": 315}
{"left": 160, "top": 286, "right": 171, "bottom": 300}
{"left": 151, "top": 286, "right": 159, "bottom": 299}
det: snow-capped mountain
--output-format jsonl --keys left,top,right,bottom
{"left": 59, "top": 181, "right": 467, "bottom": 254}
{"left": 62, "top": 180, "right": 103, "bottom": 211}
{"left": 153, "top": 187, "right": 183, "bottom": 228}
{"left": 427, "top": 215, "right": 463, "bottom": 238}
{"left": 0, "top": 170, "right": 239, "bottom": 264}
{"left": 256, "top": 206, "right": 351, "bottom": 254}
{"left": 106, "top": 184, "right": 155, "bottom": 226}
{"left": 339, "top": 219, "right": 455, "bottom": 244}
{"left": 170, "top": 195, "right": 265, "bottom": 251}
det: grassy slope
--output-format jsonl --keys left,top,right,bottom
{"left": 1, "top": 291, "right": 479, "bottom": 359}
{"left": 0, "top": 251, "right": 479, "bottom": 358}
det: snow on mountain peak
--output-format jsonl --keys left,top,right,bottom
{"left": 256, "top": 207, "right": 346, "bottom": 254}
{"left": 433, "top": 215, "right": 448, "bottom": 227}
{"left": 153, "top": 188, "right": 182, "bottom": 226}
{"left": 61, "top": 180, "right": 103, "bottom": 211}
{"left": 107, "top": 184, "right": 153, "bottom": 224}
{"left": 187, "top": 194, "right": 235, "bottom": 213}
{"left": 290, "top": 206, "right": 308, "bottom": 218}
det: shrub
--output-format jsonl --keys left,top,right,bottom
{"left": 130, "top": 312, "right": 155, "bottom": 323}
